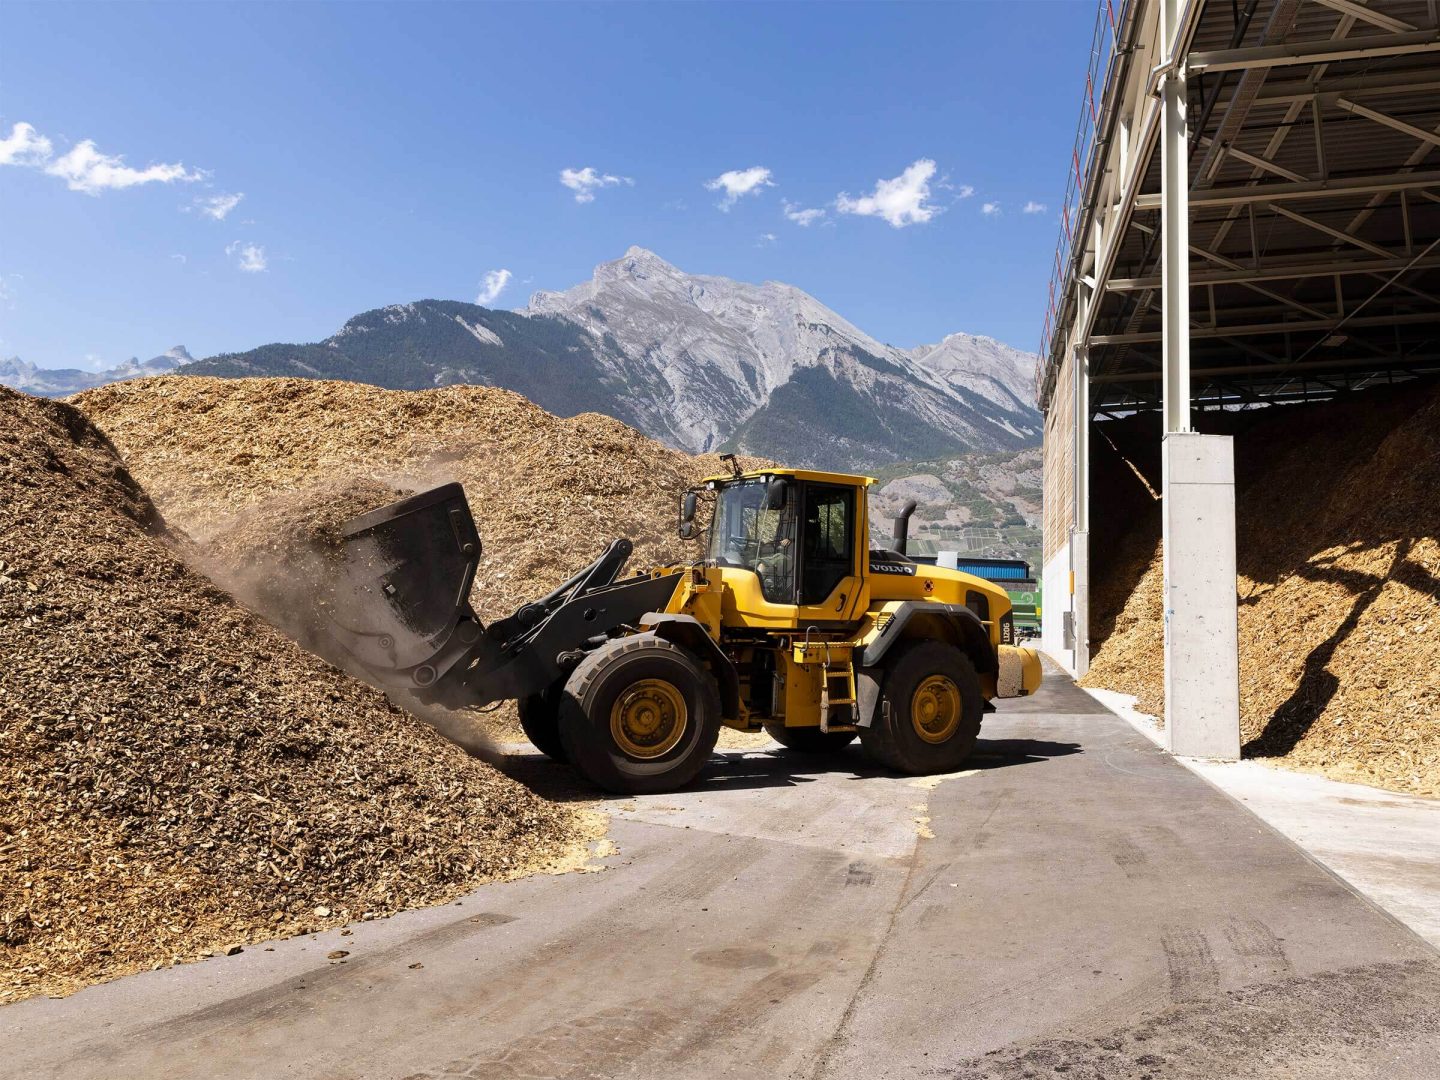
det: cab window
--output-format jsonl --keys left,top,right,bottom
{"left": 800, "top": 485, "right": 854, "bottom": 606}
{"left": 706, "top": 478, "right": 797, "bottom": 604}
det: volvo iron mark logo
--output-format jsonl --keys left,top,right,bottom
{"left": 869, "top": 562, "right": 916, "bottom": 576}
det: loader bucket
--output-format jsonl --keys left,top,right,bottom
{"left": 319, "top": 483, "right": 484, "bottom": 688}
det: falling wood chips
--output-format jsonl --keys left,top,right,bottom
{"left": 0, "top": 387, "right": 605, "bottom": 1004}
{"left": 1081, "top": 385, "right": 1440, "bottom": 797}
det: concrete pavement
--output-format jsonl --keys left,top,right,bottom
{"left": 1088, "top": 682, "right": 1440, "bottom": 948}
{"left": 2, "top": 665, "right": 1436, "bottom": 1079}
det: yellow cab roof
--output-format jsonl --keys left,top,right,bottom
{"left": 700, "top": 467, "right": 876, "bottom": 487}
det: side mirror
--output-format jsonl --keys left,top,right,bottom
{"left": 677, "top": 491, "right": 699, "bottom": 540}
{"left": 763, "top": 477, "right": 790, "bottom": 511}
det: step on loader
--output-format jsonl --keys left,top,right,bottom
{"left": 319, "top": 466, "right": 1042, "bottom": 794}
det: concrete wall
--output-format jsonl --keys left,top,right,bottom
{"left": 1041, "top": 544, "right": 1075, "bottom": 674}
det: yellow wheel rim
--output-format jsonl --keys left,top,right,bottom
{"left": 610, "top": 678, "right": 688, "bottom": 760}
{"left": 911, "top": 675, "right": 962, "bottom": 744}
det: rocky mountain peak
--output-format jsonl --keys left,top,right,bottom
{"left": 519, "top": 247, "right": 1040, "bottom": 462}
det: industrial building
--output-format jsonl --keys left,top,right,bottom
{"left": 1038, "top": 0, "right": 1440, "bottom": 757}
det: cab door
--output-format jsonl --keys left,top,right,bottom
{"left": 795, "top": 482, "right": 867, "bottom": 627}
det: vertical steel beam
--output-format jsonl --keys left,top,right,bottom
{"left": 1160, "top": 0, "right": 1192, "bottom": 434}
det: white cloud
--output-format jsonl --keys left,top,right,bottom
{"left": 956, "top": 184, "right": 976, "bottom": 199}
{"left": 1022, "top": 201, "right": 1047, "bottom": 214}
{"left": 560, "top": 166, "right": 631, "bottom": 204}
{"left": 982, "top": 202, "right": 1002, "bottom": 217}
{"left": 170, "top": 254, "right": 187, "bottom": 264}
{"left": 756, "top": 232, "right": 777, "bottom": 247}
{"left": 226, "top": 241, "right": 268, "bottom": 273}
{"left": 705, "top": 166, "right": 773, "bottom": 210}
{"left": 476, "top": 268, "right": 512, "bottom": 305}
{"left": 835, "top": 159, "right": 941, "bottom": 228}
{"left": 0, "top": 122, "right": 53, "bottom": 166}
{"left": 782, "top": 200, "right": 826, "bottom": 227}
{"left": 2, "top": 121, "right": 206, "bottom": 197}
{"left": 194, "top": 192, "right": 244, "bottom": 220}
{"left": 45, "top": 139, "right": 203, "bottom": 195}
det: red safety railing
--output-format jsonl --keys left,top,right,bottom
{"left": 1035, "top": 0, "right": 1130, "bottom": 405}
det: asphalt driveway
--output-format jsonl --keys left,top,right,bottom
{"left": 3, "top": 662, "right": 1436, "bottom": 1079}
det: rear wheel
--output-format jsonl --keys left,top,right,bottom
{"left": 860, "top": 641, "right": 983, "bottom": 775}
{"left": 763, "top": 722, "right": 857, "bottom": 753}
{"left": 517, "top": 684, "right": 567, "bottom": 762}
{"left": 558, "top": 636, "right": 722, "bottom": 794}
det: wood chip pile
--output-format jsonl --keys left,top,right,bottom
{"left": 75, "top": 376, "right": 767, "bottom": 740}
{"left": 1081, "top": 385, "right": 1440, "bottom": 796}
{"left": 0, "top": 388, "right": 597, "bottom": 1004}
{"left": 76, "top": 377, "right": 761, "bottom": 623}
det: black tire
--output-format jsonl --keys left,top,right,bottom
{"left": 517, "top": 684, "right": 567, "bottom": 762}
{"left": 860, "top": 640, "right": 984, "bottom": 775}
{"left": 558, "top": 636, "right": 722, "bottom": 794}
{"left": 763, "top": 722, "right": 857, "bottom": 753}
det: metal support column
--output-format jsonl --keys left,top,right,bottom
{"left": 1161, "top": 0, "right": 1191, "bottom": 434}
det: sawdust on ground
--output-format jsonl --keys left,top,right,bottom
{"left": 76, "top": 376, "right": 771, "bottom": 746}
{"left": 1081, "top": 387, "right": 1440, "bottom": 796}
{"left": 0, "top": 388, "right": 601, "bottom": 1004}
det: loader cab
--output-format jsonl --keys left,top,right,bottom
{"left": 697, "top": 469, "right": 873, "bottom": 628}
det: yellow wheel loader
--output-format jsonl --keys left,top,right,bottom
{"left": 322, "top": 465, "right": 1042, "bottom": 794}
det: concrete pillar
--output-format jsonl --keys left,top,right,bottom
{"left": 1072, "top": 530, "right": 1091, "bottom": 677}
{"left": 1162, "top": 434, "right": 1241, "bottom": 759}
{"left": 1073, "top": 347, "right": 1091, "bottom": 677}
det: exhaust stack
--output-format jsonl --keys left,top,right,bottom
{"left": 893, "top": 500, "right": 918, "bottom": 556}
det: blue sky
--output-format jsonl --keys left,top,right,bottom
{"left": 1, "top": 1, "right": 1093, "bottom": 370}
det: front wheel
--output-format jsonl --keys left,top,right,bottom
{"left": 860, "top": 641, "right": 984, "bottom": 775}
{"left": 558, "top": 637, "right": 722, "bottom": 794}
{"left": 517, "top": 684, "right": 567, "bottom": 762}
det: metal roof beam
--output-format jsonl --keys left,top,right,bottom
{"left": 1310, "top": 0, "right": 1417, "bottom": 34}
{"left": 1335, "top": 97, "right": 1440, "bottom": 149}
{"left": 1091, "top": 352, "right": 1440, "bottom": 383}
{"left": 1091, "top": 310, "right": 1438, "bottom": 345}
{"left": 1134, "top": 169, "right": 1440, "bottom": 208}
{"left": 1197, "top": 136, "right": 1309, "bottom": 183}
{"left": 1186, "top": 30, "right": 1440, "bottom": 74}
{"left": 1107, "top": 254, "right": 1440, "bottom": 290}
{"left": 1256, "top": 70, "right": 1440, "bottom": 105}
{"left": 1268, "top": 203, "right": 1393, "bottom": 257}
{"left": 1191, "top": 0, "right": 1301, "bottom": 190}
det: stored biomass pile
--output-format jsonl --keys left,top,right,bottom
{"left": 76, "top": 377, "right": 767, "bottom": 742}
{"left": 0, "top": 388, "right": 595, "bottom": 1003}
{"left": 1082, "top": 385, "right": 1440, "bottom": 795}
{"left": 77, "top": 377, "right": 761, "bottom": 624}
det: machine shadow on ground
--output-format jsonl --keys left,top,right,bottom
{"left": 499, "top": 737, "right": 1083, "bottom": 800}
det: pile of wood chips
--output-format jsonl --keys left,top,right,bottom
{"left": 0, "top": 388, "right": 600, "bottom": 1004}
{"left": 1082, "top": 386, "right": 1440, "bottom": 796}
{"left": 76, "top": 376, "right": 767, "bottom": 741}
